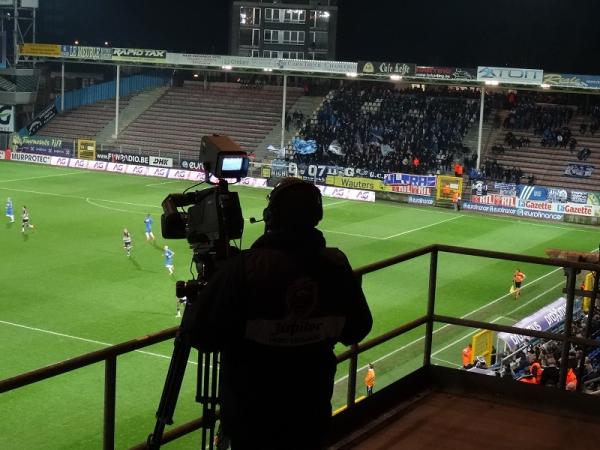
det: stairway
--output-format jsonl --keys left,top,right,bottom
{"left": 0, "top": 76, "right": 17, "bottom": 92}
{"left": 255, "top": 94, "right": 325, "bottom": 162}
{"left": 96, "top": 86, "right": 169, "bottom": 143}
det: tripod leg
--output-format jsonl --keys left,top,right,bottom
{"left": 197, "top": 351, "right": 220, "bottom": 450}
{"left": 147, "top": 336, "right": 192, "bottom": 450}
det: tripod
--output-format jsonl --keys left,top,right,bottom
{"left": 147, "top": 338, "right": 221, "bottom": 449}
{"left": 148, "top": 258, "right": 223, "bottom": 450}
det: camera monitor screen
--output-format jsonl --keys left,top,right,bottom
{"left": 221, "top": 156, "right": 244, "bottom": 171}
{"left": 217, "top": 154, "right": 249, "bottom": 178}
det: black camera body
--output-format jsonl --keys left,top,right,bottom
{"left": 161, "top": 134, "right": 248, "bottom": 253}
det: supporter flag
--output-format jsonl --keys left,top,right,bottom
{"left": 381, "top": 144, "right": 394, "bottom": 156}
{"left": 327, "top": 140, "right": 344, "bottom": 156}
{"left": 292, "top": 137, "right": 317, "bottom": 155}
{"left": 266, "top": 144, "right": 285, "bottom": 158}
{"left": 369, "top": 132, "right": 383, "bottom": 143}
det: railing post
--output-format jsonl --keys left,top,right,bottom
{"left": 558, "top": 267, "right": 577, "bottom": 389}
{"left": 346, "top": 273, "right": 365, "bottom": 407}
{"left": 104, "top": 357, "right": 117, "bottom": 450}
{"left": 347, "top": 345, "right": 358, "bottom": 408}
{"left": 423, "top": 249, "right": 438, "bottom": 367}
{"left": 579, "top": 270, "right": 600, "bottom": 391}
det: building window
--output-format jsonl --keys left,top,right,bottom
{"left": 265, "top": 8, "right": 305, "bottom": 23}
{"left": 282, "top": 51, "right": 304, "bottom": 59}
{"left": 252, "top": 49, "right": 260, "bottom": 57}
{"left": 282, "top": 30, "right": 305, "bottom": 45}
{"left": 308, "top": 52, "right": 328, "bottom": 60}
{"left": 264, "top": 8, "right": 280, "bottom": 23}
{"left": 266, "top": 29, "right": 304, "bottom": 45}
{"left": 239, "top": 28, "right": 260, "bottom": 47}
{"left": 264, "top": 29, "right": 282, "bottom": 44}
{"left": 284, "top": 9, "right": 306, "bottom": 23}
{"left": 309, "top": 10, "right": 330, "bottom": 29}
{"left": 309, "top": 31, "right": 329, "bottom": 50}
{"left": 240, "top": 7, "right": 261, "bottom": 26}
{"left": 253, "top": 28, "right": 260, "bottom": 46}
{"left": 263, "top": 50, "right": 280, "bottom": 58}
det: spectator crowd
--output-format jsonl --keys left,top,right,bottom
{"left": 292, "top": 85, "right": 480, "bottom": 175}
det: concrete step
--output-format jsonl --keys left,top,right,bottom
{"left": 255, "top": 94, "right": 326, "bottom": 161}
{"left": 97, "top": 86, "right": 169, "bottom": 143}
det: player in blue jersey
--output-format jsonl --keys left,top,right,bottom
{"left": 144, "top": 213, "right": 155, "bottom": 241}
{"left": 5, "top": 197, "right": 14, "bottom": 223}
{"left": 21, "top": 206, "right": 34, "bottom": 233}
{"left": 163, "top": 245, "right": 175, "bottom": 275}
{"left": 123, "top": 228, "right": 132, "bottom": 257}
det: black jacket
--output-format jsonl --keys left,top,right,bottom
{"left": 182, "top": 228, "right": 373, "bottom": 449}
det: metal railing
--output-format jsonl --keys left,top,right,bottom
{"left": 1, "top": 244, "right": 598, "bottom": 450}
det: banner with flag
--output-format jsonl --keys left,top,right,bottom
{"left": 292, "top": 137, "right": 317, "bottom": 155}
{"left": 327, "top": 140, "right": 344, "bottom": 156}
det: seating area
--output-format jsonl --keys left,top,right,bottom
{"left": 294, "top": 85, "right": 480, "bottom": 174}
{"left": 38, "top": 97, "right": 130, "bottom": 142}
{"left": 115, "top": 82, "right": 303, "bottom": 159}
{"left": 481, "top": 105, "right": 600, "bottom": 191}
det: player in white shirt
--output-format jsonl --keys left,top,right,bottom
{"left": 21, "top": 206, "right": 34, "bottom": 233}
{"left": 176, "top": 295, "right": 187, "bottom": 318}
{"left": 123, "top": 228, "right": 132, "bottom": 257}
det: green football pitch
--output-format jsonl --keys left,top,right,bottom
{"left": 1, "top": 161, "right": 598, "bottom": 449}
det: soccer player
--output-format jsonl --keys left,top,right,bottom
{"left": 164, "top": 245, "right": 175, "bottom": 275}
{"left": 512, "top": 268, "right": 526, "bottom": 299}
{"left": 6, "top": 197, "right": 14, "bottom": 223}
{"left": 21, "top": 206, "right": 34, "bottom": 233}
{"left": 176, "top": 295, "right": 187, "bottom": 318}
{"left": 123, "top": 228, "right": 132, "bottom": 257}
{"left": 144, "top": 213, "right": 155, "bottom": 241}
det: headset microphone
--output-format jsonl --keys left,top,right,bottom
{"left": 249, "top": 217, "right": 264, "bottom": 224}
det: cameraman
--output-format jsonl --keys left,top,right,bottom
{"left": 182, "top": 178, "right": 373, "bottom": 450}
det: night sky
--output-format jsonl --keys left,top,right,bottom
{"left": 37, "top": 0, "right": 600, "bottom": 74}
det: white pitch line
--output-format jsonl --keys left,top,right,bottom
{"left": 323, "top": 214, "right": 463, "bottom": 241}
{"left": 321, "top": 229, "right": 383, "bottom": 240}
{"left": 85, "top": 198, "right": 143, "bottom": 214}
{"left": 334, "top": 266, "right": 564, "bottom": 385}
{"left": 324, "top": 200, "right": 349, "bottom": 208}
{"left": 0, "top": 319, "right": 197, "bottom": 366}
{"left": 431, "top": 356, "right": 461, "bottom": 368}
{"left": 0, "top": 171, "right": 88, "bottom": 183}
{"left": 145, "top": 180, "right": 183, "bottom": 187}
{"left": 383, "top": 215, "right": 462, "bottom": 240}
{"left": 0, "top": 186, "right": 162, "bottom": 209}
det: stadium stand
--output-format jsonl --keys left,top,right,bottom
{"left": 38, "top": 97, "right": 131, "bottom": 141}
{"left": 480, "top": 97, "right": 600, "bottom": 191}
{"left": 292, "top": 85, "right": 480, "bottom": 175}
{"left": 113, "top": 81, "right": 303, "bottom": 159}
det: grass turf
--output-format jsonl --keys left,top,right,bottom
{"left": 1, "top": 161, "right": 598, "bottom": 449}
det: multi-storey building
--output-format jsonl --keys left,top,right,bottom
{"left": 230, "top": 0, "right": 337, "bottom": 60}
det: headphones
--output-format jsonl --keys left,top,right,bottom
{"left": 263, "top": 178, "right": 323, "bottom": 230}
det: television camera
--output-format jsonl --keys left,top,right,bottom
{"left": 161, "top": 134, "right": 249, "bottom": 299}
{"left": 148, "top": 135, "right": 249, "bottom": 450}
